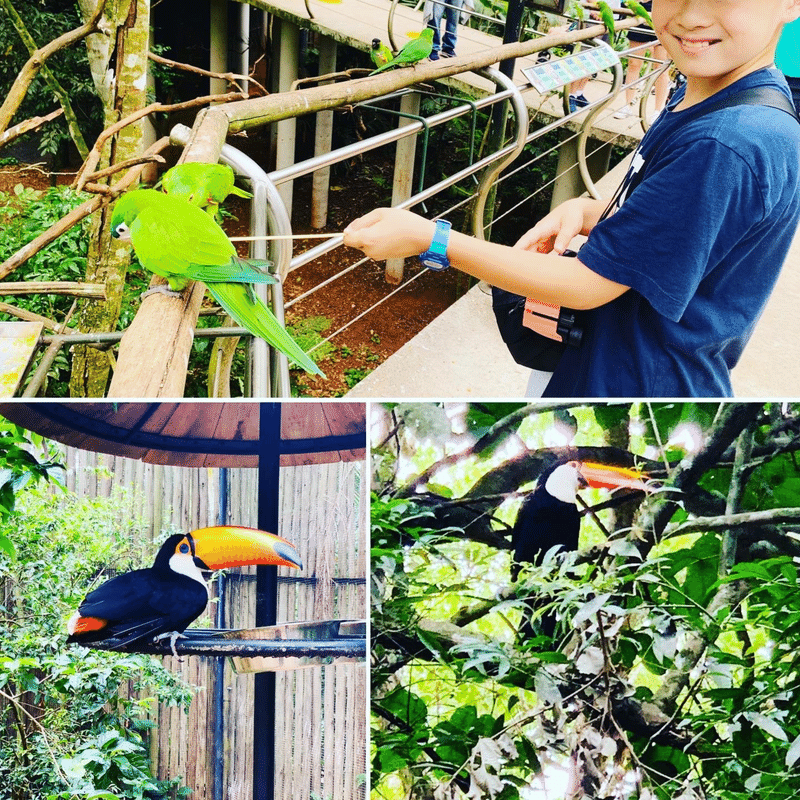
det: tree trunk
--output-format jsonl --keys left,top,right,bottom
{"left": 69, "top": 0, "right": 149, "bottom": 397}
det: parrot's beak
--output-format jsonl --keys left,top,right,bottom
{"left": 189, "top": 526, "right": 303, "bottom": 570}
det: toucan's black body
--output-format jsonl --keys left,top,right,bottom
{"left": 512, "top": 469, "right": 581, "bottom": 574}
{"left": 67, "top": 533, "right": 209, "bottom": 648}
{"left": 512, "top": 463, "right": 583, "bottom": 639}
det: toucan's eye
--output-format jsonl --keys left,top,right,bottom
{"left": 179, "top": 541, "right": 190, "bottom": 555}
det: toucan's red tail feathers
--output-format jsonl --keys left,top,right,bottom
{"left": 68, "top": 613, "right": 107, "bottom": 635}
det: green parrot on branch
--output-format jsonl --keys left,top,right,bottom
{"left": 623, "top": 0, "right": 653, "bottom": 28}
{"left": 162, "top": 162, "right": 252, "bottom": 218}
{"left": 596, "top": 1, "right": 617, "bottom": 39}
{"left": 369, "top": 28, "right": 434, "bottom": 75}
{"left": 110, "top": 189, "right": 324, "bottom": 377}
{"left": 370, "top": 38, "right": 393, "bottom": 70}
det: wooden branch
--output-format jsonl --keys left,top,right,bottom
{"left": 0, "top": 0, "right": 107, "bottom": 135}
{"left": 73, "top": 92, "right": 244, "bottom": 192}
{"left": 0, "top": 281, "right": 106, "bottom": 298}
{"left": 0, "top": 108, "right": 63, "bottom": 151}
{"left": 220, "top": 18, "right": 643, "bottom": 131}
{"left": 664, "top": 507, "right": 800, "bottom": 538}
{"left": 148, "top": 51, "right": 269, "bottom": 97}
{"left": 0, "top": 302, "right": 62, "bottom": 332}
{"left": 83, "top": 153, "right": 167, "bottom": 184}
{"left": 107, "top": 281, "right": 207, "bottom": 398}
{"left": 0, "top": 137, "right": 170, "bottom": 281}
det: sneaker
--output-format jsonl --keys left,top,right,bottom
{"left": 441, "top": 51, "right": 456, "bottom": 58}
{"left": 572, "top": 93, "right": 589, "bottom": 108}
{"left": 613, "top": 104, "right": 636, "bottom": 119}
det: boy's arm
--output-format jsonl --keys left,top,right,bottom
{"left": 343, "top": 205, "right": 627, "bottom": 310}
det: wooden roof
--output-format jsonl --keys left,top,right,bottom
{"left": 0, "top": 402, "right": 366, "bottom": 468}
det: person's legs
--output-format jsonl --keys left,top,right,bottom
{"left": 441, "top": 3, "right": 460, "bottom": 56}
{"left": 428, "top": 0, "right": 445, "bottom": 58}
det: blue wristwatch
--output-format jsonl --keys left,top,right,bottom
{"left": 419, "top": 219, "right": 452, "bottom": 271}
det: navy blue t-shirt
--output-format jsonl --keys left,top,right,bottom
{"left": 543, "top": 67, "right": 800, "bottom": 398}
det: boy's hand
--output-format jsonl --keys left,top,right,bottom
{"left": 515, "top": 197, "right": 603, "bottom": 255}
{"left": 343, "top": 208, "right": 436, "bottom": 260}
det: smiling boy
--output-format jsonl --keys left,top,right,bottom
{"left": 343, "top": 0, "right": 800, "bottom": 398}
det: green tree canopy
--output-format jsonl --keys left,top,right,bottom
{"left": 372, "top": 402, "right": 800, "bottom": 800}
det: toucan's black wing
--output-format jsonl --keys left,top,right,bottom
{"left": 68, "top": 568, "right": 208, "bottom": 646}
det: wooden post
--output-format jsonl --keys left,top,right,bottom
{"left": 274, "top": 19, "right": 300, "bottom": 219}
{"left": 107, "top": 109, "right": 229, "bottom": 398}
{"left": 385, "top": 91, "right": 421, "bottom": 284}
{"left": 209, "top": 0, "right": 229, "bottom": 97}
{"left": 311, "top": 37, "right": 337, "bottom": 230}
{"left": 550, "top": 137, "right": 583, "bottom": 210}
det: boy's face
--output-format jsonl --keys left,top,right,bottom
{"left": 653, "top": 0, "right": 800, "bottom": 99}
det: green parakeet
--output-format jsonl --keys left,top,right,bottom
{"left": 596, "top": 1, "right": 617, "bottom": 39}
{"left": 369, "top": 28, "right": 434, "bottom": 75}
{"left": 162, "top": 162, "right": 253, "bottom": 218}
{"left": 623, "top": 0, "right": 653, "bottom": 28}
{"left": 370, "top": 38, "right": 393, "bottom": 69}
{"left": 110, "top": 189, "right": 324, "bottom": 378}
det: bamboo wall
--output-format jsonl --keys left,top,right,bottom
{"left": 63, "top": 447, "right": 367, "bottom": 800}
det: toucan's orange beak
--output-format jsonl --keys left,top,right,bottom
{"left": 577, "top": 462, "right": 652, "bottom": 493}
{"left": 190, "top": 526, "right": 303, "bottom": 570}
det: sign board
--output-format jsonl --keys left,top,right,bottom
{"left": 522, "top": 40, "right": 620, "bottom": 93}
{"left": 0, "top": 321, "right": 43, "bottom": 397}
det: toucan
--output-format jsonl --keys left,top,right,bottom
{"left": 67, "top": 526, "right": 303, "bottom": 653}
{"left": 512, "top": 460, "right": 649, "bottom": 638}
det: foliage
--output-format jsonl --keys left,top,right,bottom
{"left": 0, "top": 482, "right": 195, "bottom": 800}
{"left": 0, "top": 416, "right": 63, "bottom": 558}
{"left": 371, "top": 402, "right": 800, "bottom": 800}
{"left": 0, "top": 1, "right": 102, "bottom": 159}
{"left": 0, "top": 184, "right": 91, "bottom": 320}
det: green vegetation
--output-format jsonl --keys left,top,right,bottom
{"left": 372, "top": 402, "right": 800, "bottom": 800}
{"left": 0, "top": 424, "right": 194, "bottom": 800}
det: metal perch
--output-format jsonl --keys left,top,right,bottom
{"left": 79, "top": 619, "right": 367, "bottom": 672}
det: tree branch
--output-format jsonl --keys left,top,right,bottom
{"left": 73, "top": 92, "right": 244, "bottom": 192}
{"left": 0, "top": 108, "right": 63, "bottom": 151}
{"left": 0, "top": 281, "right": 106, "bottom": 298}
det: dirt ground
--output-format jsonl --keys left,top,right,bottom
{"left": 0, "top": 161, "right": 468, "bottom": 397}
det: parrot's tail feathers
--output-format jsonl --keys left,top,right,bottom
{"left": 187, "top": 258, "right": 277, "bottom": 285}
{"left": 230, "top": 186, "right": 254, "bottom": 199}
{"left": 206, "top": 283, "right": 326, "bottom": 377}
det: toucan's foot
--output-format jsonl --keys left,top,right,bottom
{"left": 154, "top": 630, "right": 185, "bottom": 659}
{"left": 140, "top": 285, "right": 183, "bottom": 301}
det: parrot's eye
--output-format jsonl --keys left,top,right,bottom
{"left": 113, "top": 222, "right": 130, "bottom": 240}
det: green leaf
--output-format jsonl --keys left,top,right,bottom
{"left": 744, "top": 712, "right": 788, "bottom": 742}
{"left": 786, "top": 733, "right": 800, "bottom": 768}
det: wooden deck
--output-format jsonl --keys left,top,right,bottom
{"left": 249, "top": 0, "right": 652, "bottom": 149}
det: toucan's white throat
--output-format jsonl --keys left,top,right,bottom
{"left": 545, "top": 463, "right": 582, "bottom": 505}
{"left": 169, "top": 552, "right": 209, "bottom": 592}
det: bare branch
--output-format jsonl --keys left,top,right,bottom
{"left": 148, "top": 51, "right": 268, "bottom": 97}
{"left": 0, "top": 281, "right": 106, "bottom": 299}
{"left": 665, "top": 506, "right": 800, "bottom": 537}
{"left": 73, "top": 92, "right": 244, "bottom": 192}
{"left": 0, "top": 302, "right": 61, "bottom": 332}
{"left": 0, "top": 108, "right": 63, "bottom": 151}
